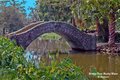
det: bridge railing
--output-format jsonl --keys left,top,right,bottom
{"left": 6, "top": 21, "right": 44, "bottom": 38}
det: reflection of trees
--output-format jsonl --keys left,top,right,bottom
{"left": 108, "top": 56, "right": 116, "bottom": 79}
{"left": 108, "top": 56, "right": 115, "bottom": 72}
{"left": 26, "top": 37, "right": 70, "bottom": 54}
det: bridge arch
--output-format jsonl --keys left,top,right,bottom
{"left": 9, "top": 21, "right": 96, "bottom": 51}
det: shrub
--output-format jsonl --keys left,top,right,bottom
{"left": 0, "top": 36, "right": 89, "bottom": 80}
{"left": 0, "top": 36, "right": 25, "bottom": 68}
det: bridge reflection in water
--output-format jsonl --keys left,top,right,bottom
{"left": 26, "top": 38, "right": 120, "bottom": 80}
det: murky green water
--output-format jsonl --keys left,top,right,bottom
{"left": 27, "top": 39, "right": 120, "bottom": 80}
{"left": 57, "top": 53, "right": 120, "bottom": 80}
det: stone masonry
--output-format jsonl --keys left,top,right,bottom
{"left": 7, "top": 21, "right": 96, "bottom": 51}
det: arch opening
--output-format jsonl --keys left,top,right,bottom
{"left": 26, "top": 32, "right": 71, "bottom": 54}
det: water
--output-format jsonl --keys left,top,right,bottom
{"left": 58, "top": 53, "right": 120, "bottom": 80}
{"left": 26, "top": 38, "right": 120, "bottom": 80}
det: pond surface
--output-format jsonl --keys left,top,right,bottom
{"left": 26, "top": 38, "right": 120, "bottom": 80}
{"left": 58, "top": 53, "right": 120, "bottom": 80}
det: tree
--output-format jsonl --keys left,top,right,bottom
{"left": 33, "top": 0, "right": 72, "bottom": 21}
{"left": 71, "top": 0, "right": 120, "bottom": 46}
{"left": 0, "top": 0, "right": 26, "bottom": 34}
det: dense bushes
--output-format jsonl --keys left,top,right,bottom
{"left": 0, "top": 36, "right": 25, "bottom": 68}
{"left": 0, "top": 36, "right": 89, "bottom": 80}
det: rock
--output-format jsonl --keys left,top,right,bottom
{"left": 97, "top": 43, "right": 120, "bottom": 55}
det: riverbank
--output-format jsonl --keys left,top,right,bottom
{"left": 97, "top": 43, "right": 120, "bottom": 55}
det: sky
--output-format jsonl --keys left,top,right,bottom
{"left": 5, "top": 0, "right": 36, "bottom": 16}
{"left": 24, "top": 0, "right": 36, "bottom": 15}
{"left": 1, "top": 0, "right": 36, "bottom": 17}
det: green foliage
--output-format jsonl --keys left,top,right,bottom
{"left": 88, "top": 25, "right": 96, "bottom": 31}
{"left": 36, "top": 0, "right": 71, "bottom": 21}
{"left": 25, "top": 58, "right": 89, "bottom": 80}
{"left": 0, "top": 36, "right": 89, "bottom": 80}
{"left": 40, "top": 32, "right": 61, "bottom": 40}
{"left": 71, "top": 0, "right": 120, "bottom": 28}
{"left": 0, "top": 36, "right": 25, "bottom": 68}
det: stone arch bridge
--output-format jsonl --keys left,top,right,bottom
{"left": 6, "top": 21, "right": 96, "bottom": 51}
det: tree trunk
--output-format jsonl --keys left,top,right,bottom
{"left": 102, "top": 17, "right": 109, "bottom": 42}
{"left": 96, "top": 17, "right": 100, "bottom": 36}
{"left": 96, "top": 17, "right": 104, "bottom": 42}
{"left": 71, "top": 17, "right": 77, "bottom": 27}
{"left": 108, "top": 11, "right": 116, "bottom": 46}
